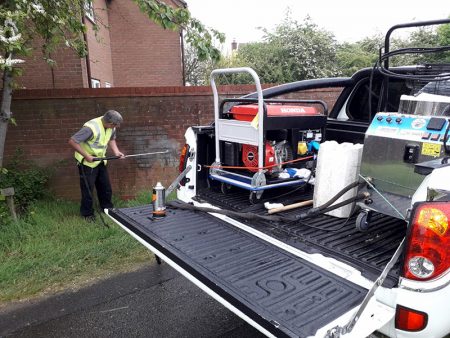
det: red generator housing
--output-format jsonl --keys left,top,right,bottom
{"left": 230, "top": 104, "right": 321, "bottom": 121}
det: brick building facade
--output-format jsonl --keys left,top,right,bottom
{"left": 17, "top": 0, "right": 185, "bottom": 89}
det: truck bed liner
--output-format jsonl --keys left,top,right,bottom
{"left": 196, "top": 187, "right": 407, "bottom": 287}
{"left": 109, "top": 205, "right": 366, "bottom": 338}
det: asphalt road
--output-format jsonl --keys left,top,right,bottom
{"left": 0, "top": 262, "right": 265, "bottom": 338}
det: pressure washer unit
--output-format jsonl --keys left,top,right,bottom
{"left": 357, "top": 90, "right": 450, "bottom": 229}
{"left": 208, "top": 68, "right": 328, "bottom": 202}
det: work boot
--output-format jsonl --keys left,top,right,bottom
{"left": 84, "top": 215, "right": 96, "bottom": 223}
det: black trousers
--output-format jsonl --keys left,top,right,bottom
{"left": 78, "top": 162, "right": 113, "bottom": 217}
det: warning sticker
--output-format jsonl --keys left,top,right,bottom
{"left": 422, "top": 143, "right": 441, "bottom": 157}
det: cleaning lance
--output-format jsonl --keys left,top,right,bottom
{"left": 93, "top": 150, "right": 169, "bottom": 161}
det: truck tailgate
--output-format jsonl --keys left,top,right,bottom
{"left": 107, "top": 204, "right": 387, "bottom": 338}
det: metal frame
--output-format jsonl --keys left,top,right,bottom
{"left": 210, "top": 67, "right": 265, "bottom": 173}
{"left": 209, "top": 68, "right": 329, "bottom": 196}
{"left": 381, "top": 18, "right": 450, "bottom": 111}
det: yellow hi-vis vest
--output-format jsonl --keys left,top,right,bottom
{"left": 74, "top": 117, "right": 113, "bottom": 168}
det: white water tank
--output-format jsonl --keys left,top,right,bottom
{"left": 313, "top": 141, "right": 364, "bottom": 218}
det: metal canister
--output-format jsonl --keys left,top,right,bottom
{"left": 152, "top": 182, "right": 166, "bottom": 217}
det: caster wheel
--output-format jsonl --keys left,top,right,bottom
{"left": 221, "top": 182, "right": 232, "bottom": 194}
{"left": 249, "top": 191, "right": 263, "bottom": 204}
{"left": 356, "top": 211, "right": 371, "bottom": 232}
{"left": 249, "top": 192, "right": 258, "bottom": 204}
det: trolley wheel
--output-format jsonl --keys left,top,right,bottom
{"left": 356, "top": 211, "right": 371, "bottom": 232}
{"left": 249, "top": 191, "right": 263, "bottom": 204}
{"left": 221, "top": 182, "right": 233, "bottom": 194}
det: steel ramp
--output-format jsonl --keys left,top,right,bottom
{"left": 107, "top": 204, "right": 367, "bottom": 338}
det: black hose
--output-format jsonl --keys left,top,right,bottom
{"left": 167, "top": 200, "right": 295, "bottom": 223}
{"left": 168, "top": 180, "right": 366, "bottom": 224}
{"left": 80, "top": 159, "right": 109, "bottom": 228}
{"left": 296, "top": 193, "right": 367, "bottom": 221}
{"left": 312, "top": 180, "right": 363, "bottom": 212}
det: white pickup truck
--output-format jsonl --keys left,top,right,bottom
{"left": 107, "top": 19, "right": 450, "bottom": 338}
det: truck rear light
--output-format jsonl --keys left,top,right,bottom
{"left": 402, "top": 202, "right": 450, "bottom": 281}
{"left": 179, "top": 144, "right": 190, "bottom": 186}
{"left": 179, "top": 144, "right": 189, "bottom": 172}
{"left": 395, "top": 305, "right": 428, "bottom": 331}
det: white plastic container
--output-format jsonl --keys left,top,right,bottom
{"left": 313, "top": 141, "right": 364, "bottom": 218}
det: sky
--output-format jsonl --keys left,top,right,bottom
{"left": 186, "top": 0, "right": 449, "bottom": 52}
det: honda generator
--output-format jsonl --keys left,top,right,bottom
{"left": 208, "top": 68, "right": 328, "bottom": 202}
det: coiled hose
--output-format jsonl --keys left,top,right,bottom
{"left": 296, "top": 180, "right": 365, "bottom": 220}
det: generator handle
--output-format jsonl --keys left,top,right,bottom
{"left": 210, "top": 68, "right": 265, "bottom": 173}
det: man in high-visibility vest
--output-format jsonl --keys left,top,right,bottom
{"left": 68, "top": 110, "right": 124, "bottom": 221}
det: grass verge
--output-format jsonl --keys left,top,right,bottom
{"left": 0, "top": 194, "right": 155, "bottom": 305}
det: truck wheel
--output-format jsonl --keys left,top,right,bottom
{"left": 356, "top": 211, "right": 370, "bottom": 232}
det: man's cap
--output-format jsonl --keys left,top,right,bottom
{"left": 103, "top": 110, "right": 123, "bottom": 125}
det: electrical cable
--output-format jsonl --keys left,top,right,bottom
{"left": 358, "top": 174, "right": 406, "bottom": 220}
{"left": 204, "top": 155, "right": 314, "bottom": 170}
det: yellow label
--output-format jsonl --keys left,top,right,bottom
{"left": 250, "top": 113, "right": 259, "bottom": 129}
{"left": 297, "top": 142, "right": 308, "bottom": 155}
{"left": 422, "top": 143, "right": 441, "bottom": 157}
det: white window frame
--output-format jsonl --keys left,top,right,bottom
{"left": 84, "top": 1, "right": 95, "bottom": 23}
{"left": 91, "top": 78, "right": 101, "bottom": 88}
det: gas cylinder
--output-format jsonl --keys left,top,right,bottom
{"left": 152, "top": 182, "right": 166, "bottom": 217}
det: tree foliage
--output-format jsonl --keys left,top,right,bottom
{"left": 209, "top": 15, "right": 339, "bottom": 85}
{"left": 191, "top": 16, "right": 450, "bottom": 85}
{"left": 335, "top": 35, "right": 383, "bottom": 76}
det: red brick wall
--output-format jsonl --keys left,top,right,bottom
{"left": 12, "top": 0, "right": 184, "bottom": 89}
{"left": 16, "top": 39, "right": 86, "bottom": 89}
{"left": 107, "top": 0, "right": 184, "bottom": 87}
{"left": 4, "top": 86, "right": 341, "bottom": 201}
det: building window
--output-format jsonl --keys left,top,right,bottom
{"left": 84, "top": 1, "right": 95, "bottom": 22}
{"left": 91, "top": 78, "right": 100, "bottom": 88}
{"left": 105, "top": 82, "right": 112, "bottom": 88}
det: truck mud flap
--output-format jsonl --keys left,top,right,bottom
{"left": 107, "top": 205, "right": 392, "bottom": 338}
